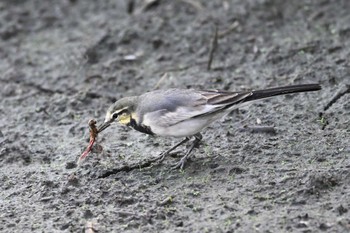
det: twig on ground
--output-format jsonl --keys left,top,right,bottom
{"left": 319, "top": 84, "right": 349, "bottom": 130}
{"left": 323, "top": 84, "right": 350, "bottom": 111}
{"left": 153, "top": 73, "right": 170, "bottom": 90}
{"left": 207, "top": 25, "right": 218, "bottom": 70}
{"left": 135, "top": 0, "right": 161, "bottom": 14}
{"left": 158, "top": 196, "right": 174, "bottom": 206}
{"left": 218, "top": 21, "right": 239, "bottom": 38}
{"left": 127, "top": 0, "right": 135, "bottom": 14}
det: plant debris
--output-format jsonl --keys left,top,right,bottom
{"left": 77, "top": 119, "right": 98, "bottom": 164}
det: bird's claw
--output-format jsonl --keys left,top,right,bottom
{"left": 160, "top": 152, "right": 168, "bottom": 161}
{"left": 171, "top": 157, "right": 187, "bottom": 170}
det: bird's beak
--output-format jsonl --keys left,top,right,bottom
{"left": 98, "top": 121, "right": 111, "bottom": 133}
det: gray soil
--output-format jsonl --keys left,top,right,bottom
{"left": 1, "top": 0, "right": 349, "bottom": 232}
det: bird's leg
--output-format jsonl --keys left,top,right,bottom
{"left": 172, "top": 133, "right": 203, "bottom": 170}
{"left": 156, "top": 137, "right": 190, "bottom": 162}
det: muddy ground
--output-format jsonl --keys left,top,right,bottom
{"left": 1, "top": 0, "right": 349, "bottom": 232}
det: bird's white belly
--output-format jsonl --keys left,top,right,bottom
{"left": 150, "top": 118, "right": 213, "bottom": 137}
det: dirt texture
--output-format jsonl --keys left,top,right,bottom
{"left": 1, "top": 0, "right": 349, "bottom": 232}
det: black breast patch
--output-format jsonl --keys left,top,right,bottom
{"left": 128, "top": 118, "right": 154, "bottom": 135}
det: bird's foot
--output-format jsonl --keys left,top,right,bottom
{"left": 148, "top": 152, "right": 168, "bottom": 166}
{"left": 153, "top": 137, "right": 191, "bottom": 165}
{"left": 171, "top": 156, "right": 188, "bottom": 170}
{"left": 157, "top": 152, "right": 168, "bottom": 162}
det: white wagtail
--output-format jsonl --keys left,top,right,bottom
{"left": 96, "top": 84, "right": 321, "bottom": 169}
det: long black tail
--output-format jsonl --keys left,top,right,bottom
{"left": 244, "top": 84, "right": 321, "bottom": 102}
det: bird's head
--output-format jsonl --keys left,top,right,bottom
{"left": 98, "top": 96, "right": 138, "bottom": 133}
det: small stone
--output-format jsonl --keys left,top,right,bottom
{"left": 319, "top": 223, "right": 331, "bottom": 231}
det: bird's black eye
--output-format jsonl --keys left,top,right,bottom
{"left": 112, "top": 109, "right": 128, "bottom": 120}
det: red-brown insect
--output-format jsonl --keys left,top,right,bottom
{"left": 78, "top": 119, "right": 98, "bottom": 164}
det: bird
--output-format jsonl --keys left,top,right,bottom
{"left": 97, "top": 83, "right": 321, "bottom": 169}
